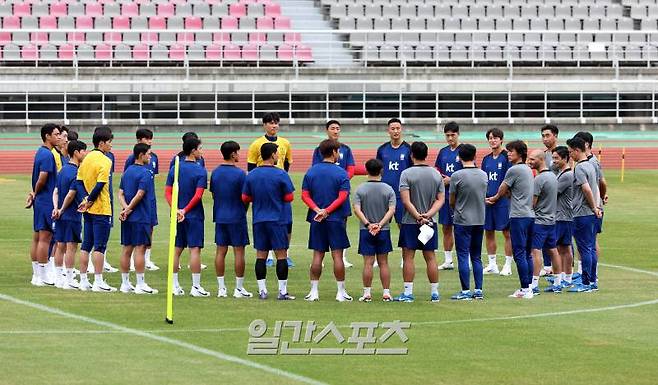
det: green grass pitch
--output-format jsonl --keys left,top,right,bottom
{"left": 1, "top": 170, "right": 657, "bottom": 385}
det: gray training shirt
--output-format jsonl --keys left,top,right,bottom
{"left": 588, "top": 154, "right": 604, "bottom": 207}
{"left": 354, "top": 180, "right": 396, "bottom": 230}
{"left": 533, "top": 170, "right": 558, "bottom": 225}
{"left": 572, "top": 160, "right": 599, "bottom": 218}
{"left": 502, "top": 163, "right": 535, "bottom": 218}
{"left": 399, "top": 165, "right": 445, "bottom": 225}
{"left": 556, "top": 168, "right": 574, "bottom": 222}
{"left": 449, "top": 167, "right": 488, "bottom": 226}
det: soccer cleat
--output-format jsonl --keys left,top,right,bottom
{"left": 217, "top": 287, "right": 228, "bottom": 298}
{"left": 336, "top": 292, "right": 353, "bottom": 302}
{"left": 499, "top": 265, "right": 513, "bottom": 276}
{"left": 437, "top": 261, "right": 454, "bottom": 270}
{"left": 119, "top": 282, "right": 135, "bottom": 293}
{"left": 483, "top": 264, "right": 499, "bottom": 275}
{"left": 190, "top": 286, "right": 210, "bottom": 297}
{"left": 72, "top": 268, "right": 80, "bottom": 275}
{"left": 34, "top": 278, "right": 55, "bottom": 287}
{"left": 134, "top": 283, "right": 158, "bottom": 295}
{"left": 567, "top": 283, "right": 592, "bottom": 293}
{"left": 304, "top": 292, "right": 319, "bottom": 301}
{"left": 358, "top": 294, "right": 372, "bottom": 302}
{"left": 186, "top": 264, "right": 208, "bottom": 270}
{"left": 343, "top": 259, "right": 354, "bottom": 268}
{"left": 30, "top": 275, "right": 38, "bottom": 286}
{"left": 63, "top": 279, "right": 80, "bottom": 290}
{"left": 430, "top": 292, "right": 441, "bottom": 303}
{"left": 259, "top": 290, "right": 268, "bottom": 300}
{"left": 382, "top": 293, "right": 393, "bottom": 302}
{"left": 233, "top": 287, "right": 253, "bottom": 298}
{"left": 54, "top": 274, "right": 65, "bottom": 289}
{"left": 544, "top": 275, "right": 555, "bottom": 283}
{"left": 472, "top": 290, "right": 484, "bottom": 300}
{"left": 561, "top": 281, "right": 574, "bottom": 289}
{"left": 172, "top": 286, "right": 185, "bottom": 296}
{"left": 394, "top": 293, "right": 415, "bottom": 302}
{"left": 266, "top": 258, "right": 275, "bottom": 267}
{"left": 278, "top": 292, "right": 296, "bottom": 300}
{"left": 145, "top": 260, "right": 160, "bottom": 271}
{"left": 91, "top": 280, "right": 117, "bottom": 293}
{"left": 450, "top": 291, "right": 473, "bottom": 301}
{"left": 509, "top": 289, "right": 533, "bottom": 299}
{"left": 589, "top": 282, "right": 599, "bottom": 292}
{"left": 532, "top": 287, "right": 541, "bottom": 296}
{"left": 79, "top": 280, "right": 92, "bottom": 291}
{"left": 103, "top": 261, "right": 119, "bottom": 273}
{"left": 544, "top": 284, "right": 562, "bottom": 293}
{"left": 286, "top": 257, "right": 295, "bottom": 268}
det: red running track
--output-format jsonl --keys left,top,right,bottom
{"left": 0, "top": 148, "right": 656, "bottom": 174}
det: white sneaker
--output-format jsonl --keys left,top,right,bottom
{"left": 54, "top": 274, "right": 64, "bottom": 289}
{"left": 336, "top": 292, "right": 353, "bottom": 302}
{"left": 145, "top": 260, "right": 160, "bottom": 271}
{"left": 374, "top": 260, "right": 379, "bottom": 268}
{"left": 135, "top": 283, "right": 158, "bottom": 295}
{"left": 438, "top": 261, "right": 455, "bottom": 270}
{"left": 190, "top": 285, "right": 210, "bottom": 297}
{"left": 483, "top": 264, "right": 500, "bottom": 275}
{"left": 304, "top": 292, "right": 319, "bottom": 301}
{"left": 343, "top": 256, "right": 353, "bottom": 268}
{"left": 63, "top": 279, "right": 80, "bottom": 290}
{"left": 217, "top": 287, "right": 228, "bottom": 298}
{"left": 72, "top": 268, "right": 80, "bottom": 275}
{"left": 539, "top": 267, "right": 552, "bottom": 277}
{"left": 508, "top": 289, "right": 533, "bottom": 299}
{"left": 103, "top": 261, "right": 119, "bottom": 273}
{"left": 92, "top": 280, "right": 117, "bottom": 293}
{"left": 34, "top": 277, "right": 55, "bottom": 287}
{"left": 187, "top": 264, "right": 208, "bottom": 270}
{"left": 358, "top": 294, "right": 372, "bottom": 302}
{"left": 173, "top": 286, "right": 185, "bottom": 296}
{"left": 120, "top": 282, "right": 135, "bottom": 293}
{"left": 499, "top": 265, "right": 513, "bottom": 276}
{"left": 30, "top": 275, "right": 38, "bottom": 286}
{"left": 79, "top": 280, "right": 92, "bottom": 291}
{"left": 233, "top": 287, "right": 253, "bottom": 298}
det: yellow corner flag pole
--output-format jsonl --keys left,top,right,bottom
{"left": 598, "top": 144, "right": 603, "bottom": 163}
{"left": 166, "top": 156, "right": 180, "bottom": 324}
{"left": 620, "top": 147, "right": 626, "bottom": 183}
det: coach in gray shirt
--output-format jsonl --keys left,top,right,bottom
{"left": 449, "top": 144, "right": 488, "bottom": 300}
{"left": 486, "top": 140, "right": 535, "bottom": 297}
{"left": 551, "top": 146, "right": 576, "bottom": 285}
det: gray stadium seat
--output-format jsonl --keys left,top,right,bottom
{"left": 624, "top": 45, "right": 644, "bottom": 61}
{"left": 240, "top": 17, "right": 256, "bottom": 30}
{"left": 435, "top": 44, "right": 449, "bottom": 61}
{"left": 398, "top": 45, "right": 414, "bottom": 61}
{"left": 488, "top": 5, "right": 504, "bottom": 19}
{"left": 525, "top": 32, "right": 541, "bottom": 45}
{"left": 559, "top": 33, "right": 576, "bottom": 44}
{"left": 187, "top": 44, "right": 205, "bottom": 61}
{"left": 565, "top": 19, "right": 581, "bottom": 30}
{"left": 114, "top": 44, "right": 132, "bottom": 61}
{"left": 470, "top": 5, "right": 485, "bottom": 19}
{"left": 452, "top": 5, "right": 468, "bottom": 19}
{"left": 32, "top": 2, "right": 50, "bottom": 16}
{"left": 382, "top": 4, "right": 398, "bottom": 18}
{"left": 521, "top": 5, "right": 537, "bottom": 18}
{"left": 22, "top": 16, "right": 38, "bottom": 29}
{"left": 365, "top": 4, "right": 381, "bottom": 18}
{"left": 177, "top": 3, "right": 193, "bottom": 17}
{"left": 363, "top": 44, "right": 378, "bottom": 63}
{"left": 40, "top": 44, "right": 58, "bottom": 61}
{"left": 548, "top": 19, "right": 564, "bottom": 30}
{"left": 496, "top": 18, "right": 512, "bottom": 30}
{"left": 520, "top": 45, "right": 538, "bottom": 61}
{"left": 618, "top": 19, "right": 634, "bottom": 30}
{"left": 2, "top": 43, "right": 20, "bottom": 60}
{"left": 508, "top": 33, "right": 523, "bottom": 45}
{"left": 471, "top": 45, "right": 485, "bottom": 61}
{"left": 600, "top": 18, "right": 617, "bottom": 31}
{"left": 330, "top": 4, "right": 346, "bottom": 18}
{"left": 426, "top": 18, "right": 442, "bottom": 30}
{"left": 151, "top": 44, "right": 169, "bottom": 60}
{"left": 357, "top": 17, "right": 372, "bottom": 29}
{"left": 606, "top": 5, "right": 624, "bottom": 18}
{"left": 479, "top": 19, "right": 494, "bottom": 30}
{"left": 414, "top": 45, "right": 433, "bottom": 62}
{"left": 573, "top": 5, "right": 588, "bottom": 19}
{"left": 555, "top": 5, "right": 571, "bottom": 18}
{"left": 530, "top": 18, "right": 546, "bottom": 30}
{"left": 409, "top": 18, "right": 425, "bottom": 30}
{"left": 486, "top": 45, "right": 504, "bottom": 61}
{"left": 141, "top": 3, "right": 157, "bottom": 16}
{"left": 0, "top": 3, "right": 12, "bottom": 16}
{"left": 451, "top": 45, "right": 468, "bottom": 61}
{"left": 211, "top": 3, "right": 229, "bottom": 16}
{"left": 435, "top": 4, "right": 450, "bottom": 19}
{"left": 194, "top": 3, "right": 211, "bottom": 17}
{"left": 260, "top": 44, "right": 277, "bottom": 61}
{"left": 513, "top": 18, "right": 530, "bottom": 30}
{"left": 400, "top": 4, "right": 415, "bottom": 19}
{"left": 461, "top": 18, "right": 476, "bottom": 30}
{"left": 590, "top": 5, "right": 606, "bottom": 19}
{"left": 373, "top": 17, "right": 389, "bottom": 30}
{"left": 339, "top": 17, "right": 355, "bottom": 30}
{"left": 391, "top": 17, "right": 407, "bottom": 30}
{"left": 417, "top": 4, "right": 433, "bottom": 19}
{"left": 77, "top": 44, "right": 95, "bottom": 61}
{"left": 247, "top": 3, "right": 264, "bottom": 17}
{"left": 105, "top": 3, "right": 121, "bottom": 16}
{"left": 347, "top": 4, "right": 364, "bottom": 18}
{"left": 95, "top": 17, "right": 111, "bottom": 29}
{"left": 444, "top": 18, "right": 460, "bottom": 30}
{"left": 583, "top": 19, "right": 599, "bottom": 30}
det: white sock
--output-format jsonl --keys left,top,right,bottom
{"left": 66, "top": 268, "right": 74, "bottom": 282}
{"left": 192, "top": 273, "right": 201, "bottom": 287}
{"left": 531, "top": 276, "right": 539, "bottom": 289}
{"left": 403, "top": 282, "right": 413, "bottom": 295}
{"left": 487, "top": 255, "right": 497, "bottom": 265}
{"left": 145, "top": 248, "right": 152, "bottom": 264}
{"left": 80, "top": 272, "right": 88, "bottom": 283}
{"left": 217, "top": 276, "right": 225, "bottom": 289}
{"left": 505, "top": 256, "right": 514, "bottom": 266}
{"left": 430, "top": 282, "right": 439, "bottom": 295}
{"left": 565, "top": 273, "right": 573, "bottom": 283}
{"left": 278, "top": 279, "right": 287, "bottom": 294}
{"left": 236, "top": 277, "right": 244, "bottom": 290}
{"left": 577, "top": 260, "right": 583, "bottom": 274}
{"left": 443, "top": 251, "right": 453, "bottom": 264}
{"left": 47, "top": 258, "right": 55, "bottom": 274}
{"left": 56, "top": 266, "right": 64, "bottom": 278}
{"left": 136, "top": 273, "right": 145, "bottom": 286}
{"left": 310, "top": 280, "right": 319, "bottom": 294}
{"left": 121, "top": 273, "right": 129, "bottom": 285}
{"left": 173, "top": 272, "right": 180, "bottom": 287}
{"left": 257, "top": 279, "right": 267, "bottom": 293}
{"left": 383, "top": 288, "right": 390, "bottom": 296}
{"left": 267, "top": 250, "right": 274, "bottom": 260}
{"left": 363, "top": 287, "right": 371, "bottom": 297}
{"left": 554, "top": 274, "right": 562, "bottom": 286}
{"left": 94, "top": 273, "right": 103, "bottom": 283}
{"left": 336, "top": 280, "right": 345, "bottom": 294}
{"left": 31, "top": 261, "right": 38, "bottom": 276}
{"left": 38, "top": 263, "right": 48, "bottom": 281}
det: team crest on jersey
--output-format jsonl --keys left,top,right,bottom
{"left": 456, "top": 156, "right": 460, "bottom": 162}
{"left": 400, "top": 154, "right": 405, "bottom": 160}
{"left": 339, "top": 152, "right": 344, "bottom": 159}
{"left": 498, "top": 162, "right": 502, "bottom": 169}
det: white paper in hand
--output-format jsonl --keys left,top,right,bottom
{"left": 418, "top": 224, "right": 435, "bottom": 245}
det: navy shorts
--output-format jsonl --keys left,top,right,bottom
{"left": 595, "top": 210, "right": 603, "bottom": 234}
{"left": 33, "top": 203, "right": 54, "bottom": 232}
{"left": 286, "top": 222, "right": 293, "bottom": 234}
{"left": 358, "top": 229, "right": 393, "bottom": 256}
{"left": 308, "top": 220, "right": 350, "bottom": 252}
{"left": 555, "top": 221, "right": 573, "bottom": 246}
{"left": 121, "top": 221, "right": 152, "bottom": 246}
{"left": 54, "top": 219, "right": 82, "bottom": 243}
{"left": 532, "top": 223, "right": 557, "bottom": 250}
{"left": 438, "top": 197, "right": 454, "bottom": 226}
{"left": 398, "top": 223, "right": 438, "bottom": 251}
{"left": 393, "top": 197, "right": 405, "bottom": 224}
{"left": 175, "top": 218, "right": 204, "bottom": 248}
{"left": 81, "top": 213, "right": 112, "bottom": 253}
{"left": 215, "top": 222, "right": 249, "bottom": 247}
{"left": 253, "top": 221, "right": 289, "bottom": 251}
{"left": 484, "top": 201, "right": 510, "bottom": 231}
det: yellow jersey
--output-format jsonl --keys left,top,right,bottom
{"left": 247, "top": 135, "right": 293, "bottom": 169}
{"left": 51, "top": 148, "right": 63, "bottom": 172}
{"left": 77, "top": 149, "right": 112, "bottom": 216}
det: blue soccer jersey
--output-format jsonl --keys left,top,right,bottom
{"left": 166, "top": 160, "right": 207, "bottom": 221}
{"left": 435, "top": 145, "right": 463, "bottom": 179}
{"left": 312, "top": 143, "right": 355, "bottom": 171}
{"left": 32, "top": 146, "right": 58, "bottom": 207}
{"left": 124, "top": 152, "right": 159, "bottom": 175}
{"left": 120, "top": 164, "right": 153, "bottom": 224}
{"left": 242, "top": 166, "right": 295, "bottom": 224}
{"left": 55, "top": 163, "right": 82, "bottom": 222}
{"left": 210, "top": 164, "right": 247, "bottom": 224}
{"left": 376, "top": 141, "right": 412, "bottom": 198}
{"left": 481, "top": 150, "right": 512, "bottom": 199}
{"left": 170, "top": 153, "right": 205, "bottom": 170}
{"left": 302, "top": 162, "right": 351, "bottom": 222}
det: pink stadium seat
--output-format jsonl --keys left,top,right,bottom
{"left": 121, "top": 3, "right": 138, "bottom": 16}
{"left": 223, "top": 43, "right": 240, "bottom": 60}
{"left": 51, "top": 1, "right": 68, "bottom": 17}
{"left": 157, "top": 2, "right": 174, "bottom": 17}
{"left": 149, "top": 16, "right": 166, "bottom": 29}
{"left": 97, "top": 0, "right": 115, "bottom": 4}
{"left": 284, "top": 32, "right": 300, "bottom": 45}
{"left": 69, "top": 16, "right": 92, "bottom": 43}
{"left": 274, "top": 17, "right": 290, "bottom": 30}
{"left": 3, "top": 15, "right": 21, "bottom": 29}
{"left": 85, "top": 2, "right": 103, "bottom": 17}
{"left": 40, "top": 15, "right": 57, "bottom": 28}
{"left": 229, "top": 3, "right": 246, "bottom": 18}
{"left": 221, "top": 16, "right": 238, "bottom": 30}
{"left": 212, "top": 32, "right": 230, "bottom": 43}
{"left": 295, "top": 45, "right": 312, "bottom": 61}
{"left": 104, "top": 32, "right": 122, "bottom": 44}
{"left": 264, "top": 3, "right": 281, "bottom": 17}
{"left": 249, "top": 32, "right": 266, "bottom": 44}
{"left": 14, "top": 2, "right": 31, "bottom": 17}
{"left": 132, "top": 43, "right": 149, "bottom": 60}
{"left": 205, "top": 43, "right": 222, "bottom": 60}
{"left": 31, "top": 32, "right": 48, "bottom": 44}
{"left": 185, "top": 16, "right": 202, "bottom": 29}
{"left": 277, "top": 44, "right": 293, "bottom": 60}
{"left": 141, "top": 32, "right": 158, "bottom": 43}
{"left": 169, "top": 43, "right": 185, "bottom": 60}
{"left": 21, "top": 44, "right": 38, "bottom": 60}
{"left": 95, "top": 43, "right": 112, "bottom": 60}
{"left": 256, "top": 17, "right": 273, "bottom": 30}
{"left": 242, "top": 43, "right": 258, "bottom": 60}
{"left": 205, "top": 0, "right": 221, "bottom": 5}
{"left": 113, "top": 15, "right": 130, "bottom": 29}
{"left": 58, "top": 43, "right": 74, "bottom": 60}
{"left": 0, "top": 32, "right": 11, "bottom": 46}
